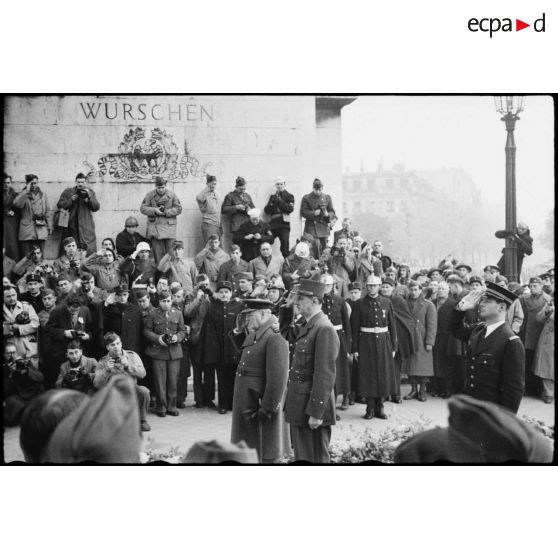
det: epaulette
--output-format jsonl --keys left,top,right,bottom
{"left": 509, "top": 335, "right": 519, "bottom": 341}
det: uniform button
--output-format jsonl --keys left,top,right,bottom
{"left": 247, "top": 351, "right": 250, "bottom": 354}
{"left": 470, "top": 384, "right": 474, "bottom": 388}
{"left": 470, "top": 366, "right": 474, "bottom": 369}
{"left": 470, "top": 375, "right": 474, "bottom": 379}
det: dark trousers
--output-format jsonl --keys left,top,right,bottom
{"left": 152, "top": 358, "right": 180, "bottom": 413}
{"left": 392, "top": 353, "right": 402, "bottom": 396}
{"left": 525, "top": 349, "right": 539, "bottom": 395}
{"left": 209, "top": 362, "right": 236, "bottom": 410}
{"left": 177, "top": 349, "right": 191, "bottom": 405}
{"left": 290, "top": 425, "right": 332, "bottom": 463}
{"left": 193, "top": 349, "right": 215, "bottom": 404}
{"left": 366, "top": 397, "right": 384, "bottom": 414}
{"left": 42, "top": 356, "right": 61, "bottom": 390}
{"left": 270, "top": 227, "right": 291, "bottom": 258}
{"left": 135, "top": 385, "right": 150, "bottom": 422}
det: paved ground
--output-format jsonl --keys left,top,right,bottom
{"left": 3, "top": 383, "right": 554, "bottom": 463}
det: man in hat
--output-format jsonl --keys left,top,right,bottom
{"left": 103, "top": 284, "right": 143, "bottom": 354}
{"left": 455, "top": 263, "right": 472, "bottom": 284}
{"left": 158, "top": 240, "right": 197, "bottom": 297}
{"left": 140, "top": 176, "right": 182, "bottom": 263}
{"left": 19, "top": 273, "right": 45, "bottom": 314}
{"left": 194, "top": 234, "right": 230, "bottom": 291}
{"left": 284, "top": 279, "right": 340, "bottom": 463}
{"left": 53, "top": 237, "right": 85, "bottom": 281}
{"left": 56, "top": 173, "right": 100, "bottom": 256}
{"left": 464, "top": 275, "right": 484, "bottom": 327}
{"left": 233, "top": 208, "right": 274, "bottom": 263}
{"left": 320, "top": 273, "right": 352, "bottom": 411}
{"left": 519, "top": 276, "right": 552, "bottom": 396}
{"left": 196, "top": 174, "right": 223, "bottom": 243}
{"left": 76, "top": 272, "right": 107, "bottom": 305}
{"left": 449, "top": 281, "right": 525, "bottom": 413}
{"left": 346, "top": 282, "right": 362, "bottom": 308}
{"left": 483, "top": 265, "right": 501, "bottom": 283}
{"left": 300, "top": 179, "right": 336, "bottom": 253}
{"left": 115, "top": 216, "right": 148, "bottom": 259}
{"left": 201, "top": 281, "right": 244, "bottom": 413}
{"left": 120, "top": 241, "right": 158, "bottom": 294}
{"left": 93, "top": 332, "right": 151, "bottom": 432}
{"left": 44, "top": 292, "right": 95, "bottom": 387}
{"left": 184, "top": 275, "right": 214, "bottom": 408}
{"left": 249, "top": 241, "right": 284, "bottom": 281}
{"left": 234, "top": 271, "right": 254, "bottom": 299}
{"left": 221, "top": 176, "right": 255, "bottom": 235}
{"left": 350, "top": 275, "right": 398, "bottom": 420}
{"left": 427, "top": 268, "right": 442, "bottom": 283}
{"left": 217, "top": 244, "right": 250, "bottom": 290}
{"left": 264, "top": 177, "right": 295, "bottom": 258}
{"left": 281, "top": 241, "right": 318, "bottom": 291}
{"left": 3, "top": 284, "right": 40, "bottom": 368}
{"left": 143, "top": 291, "right": 187, "bottom": 417}
{"left": 495, "top": 222, "right": 533, "bottom": 278}
{"left": 230, "top": 298, "right": 290, "bottom": 463}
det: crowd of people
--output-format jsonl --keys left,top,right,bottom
{"left": 3, "top": 171, "right": 555, "bottom": 463}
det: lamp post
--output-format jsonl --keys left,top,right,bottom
{"left": 494, "top": 95, "right": 525, "bottom": 283}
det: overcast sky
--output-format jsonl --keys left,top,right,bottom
{"left": 341, "top": 96, "right": 554, "bottom": 249}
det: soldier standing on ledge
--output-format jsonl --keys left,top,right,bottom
{"left": 300, "top": 178, "right": 336, "bottom": 254}
{"left": 264, "top": 177, "right": 295, "bottom": 258}
{"left": 449, "top": 282, "right": 525, "bottom": 414}
{"left": 284, "top": 279, "right": 339, "bottom": 463}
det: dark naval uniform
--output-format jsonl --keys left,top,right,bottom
{"left": 449, "top": 309, "right": 525, "bottom": 413}
{"left": 284, "top": 310, "right": 340, "bottom": 463}
{"left": 230, "top": 317, "right": 290, "bottom": 463}
{"left": 144, "top": 306, "right": 187, "bottom": 414}
{"left": 350, "top": 294, "right": 398, "bottom": 413}
{"left": 322, "top": 292, "right": 352, "bottom": 397}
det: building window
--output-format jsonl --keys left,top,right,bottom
{"left": 386, "top": 200, "right": 394, "bottom": 212}
{"left": 386, "top": 178, "right": 394, "bottom": 188}
{"left": 400, "top": 199, "right": 407, "bottom": 210}
{"left": 367, "top": 178, "right": 374, "bottom": 190}
{"left": 354, "top": 201, "right": 362, "bottom": 213}
{"left": 353, "top": 179, "right": 361, "bottom": 190}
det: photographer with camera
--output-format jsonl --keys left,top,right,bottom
{"left": 13, "top": 245, "right": 51, "bottom": 284}
{"left": 140, "top": 176, "right": 182, "bottom": 263}
{"left": 144, "top": 292, "right": 187, "bottom": 417}
{"left": 281, "top": 241, "right": 318, "bottom": 291}
{"left": 13, "top": 173, "right": 54, "bottom": 255}
{"left": 233, "top": 208, "right": 274, "bottom": 263}
{"left": 263, "top": 177, "right": 295, "bottom": 258}
{"left": 45, "top": 293, "right": 94, "bottom": 387}
{"left": 93, "top": 332, "right": 151, "bottom": 432}
{"left": 53, "top": 237, "right": 85, "bottom": 281}
{"left": 300, "top": 178, "right": 336, "bottom": 254}
{"left": 221, "top": 176, "right": 255, "bottom": 236}
{"left": 3, "top": 342, "right": 44, "bottom": 426}
{"left": 4, "top": 172, "right": 21, "bottom": 261}
{"left": 327, "top": 235, "right": 356, "bottom": 288}
{"left": 103, "top": 284, "right": 143, "bottom": 354}
{"left": 3, "top": 284, "right": 40, "bottom": 367}
{"left": 120, "top": 241, "right": 158, "bottom": 295}
{"left": 56, "top": 173, "right": 100, "bottom": 256}
{"left": 55, "top": 340, "right": 97, "bottom": 394}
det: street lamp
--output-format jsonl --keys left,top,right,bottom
{"left": 494, "top": 95, "right": 525, "bottom": 283}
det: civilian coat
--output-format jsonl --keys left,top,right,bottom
{"left": 495, "top": 229, "right": 533, "bottom": 276}
{"left": 144, "top": 306, "right": 187, "bottom": 360}
{"left": 449, "top": 309, "right": 525, "bottom": 413}
{"left": 45, "top": 304, "right": 94, "bottom": 360}
{"left": 52, "top": 252, "right": 87, "bottom": 281}
{"left": 103, "top": 302, "right": 143, "bottom": 354}
{"left": 233, "top": 221, "right": 274, "bottom": 262}
{"left": 383, "top": 293, "right": 419, "bottom": 359}
{"left": 140, "top": 189, "right": 182, "bottom": 240}
{"left": 55, "top": 356, "right": 98, "bottom": 394}
{"left": 533, "top": 308, "right": 554, "bottom": 381}
{"left": 284, "top": 310, "right": 340, "bottom": 426}
{"left": 322, "top": 293, "right": 352, "bottom": 395}
{"left": 351, "top": 294, "right": 398, "bottom": 398}
{"left": 221, "top": 190, "right": 255, "bottom": 232}
{"left": 249, "top": 255, "right": 284, "bottom": 281}
{"left": 506, "top": 298, "right": 524, "bottom": 334}
{"left": 120, "top": 256, "right": 159, "bottom": 290}
{"left": 402, "top": 295, "right": 437, "bottom": 377}
{"left": 3, "top": 301, "right": 40, "bottom": 360}
{"left": 57, "top": 187, "right": 100, "bottom": 255}
{"left": 157, "top": 254, "right": 197, "bottom": 295}
{"left": 263, "top": 190, "right": 295, "bottom": 229}
{"left": 355, "top": 255, "right": 383, "bottom": 285}
{"left": 327, "top": 251, "right": 356, "bottom": 285}
{"left": 520, "top": 292, "right": 551, "bottom": 350}
{"left": 433, "top": 297, "right": 464, "bottom": 379}
{"left": 93, "top": 350, "right": 146, "bottom": 388}
{"left": 194, "top": 247, "right": 230, "bottom": 288}
{"left": 3, "top": 186, "right": 21, "bottom": 260}
{"left": 230, "top": 318, "right": 290, "bottom": 462}
{"left": 200, "top": 299, "right": 243, "bottom": 365}
{"left": 300, "top": 191, "right": 336, "bottom": 239}
{"left": 217, "top": 258, "right": 250, "bottom": 290}
{"left": 281, "top": 254, "right": 318, "bottom": 290}
{"left": 13, "top": 187, "right": 54, "bottom": 241}
{"left": 115, "top": 229, "right": 148, "bottom": 258}
{"left": 3, "top": 255, "right": 16, "bottom": 280}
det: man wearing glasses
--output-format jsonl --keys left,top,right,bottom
{"left": 116, "top": 216, "right": 148, "bottom": 258}
{"left": 450, "top": 282, "right": 525, "bottom": 413}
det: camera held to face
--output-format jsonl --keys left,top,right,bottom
{"left": 199, "top": 285, "right": 213, "bottom": 296}
{"left": 77, "top": 188, "right": 89, "bottom": 199}
{"left": 14, "top": 358, "right": 31, "bottom": 373}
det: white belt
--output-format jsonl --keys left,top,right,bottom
{"left": 333, "top": 324, "right": 343, "bottom": 331}
{"left": 360, "top": 327, "right": 388, "bottom": 333}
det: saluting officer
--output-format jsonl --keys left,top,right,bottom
{"left": 351, "top": 275, "right": 398, "bottom": 420}
{"left": 230, "top": 298, "right": 290, "bottom": 463}
{"left": 284, "top": 279, "right": 340, "bottom": 463}
{"left": 449, "top": 281, "right": 525, "bottom": 414}
{"left": 143, "top": 291, "right": 187, "bottom": 417}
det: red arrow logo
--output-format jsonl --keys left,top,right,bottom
{"left": 516, "top": 19, "right": 530, "bottom": 31}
